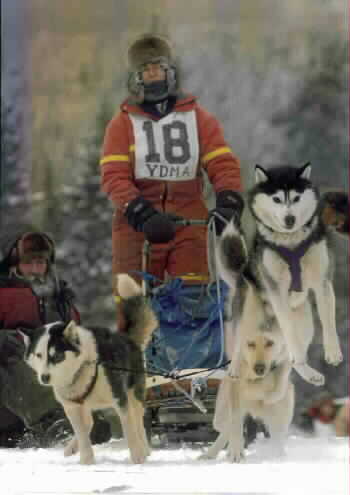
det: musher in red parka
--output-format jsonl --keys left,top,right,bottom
{"left": 100, "top": 34, "right": 243, "bottom": 326}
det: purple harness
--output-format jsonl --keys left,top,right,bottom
{"left": 265, "top": 236, "right": 314, "bottom": 292}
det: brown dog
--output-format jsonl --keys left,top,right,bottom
{"left": 321, "top": 191, "right": 349, "bottom": 236}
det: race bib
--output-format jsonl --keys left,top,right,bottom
{"left": 130, "top": 111, "right": 199, "bottom": 181}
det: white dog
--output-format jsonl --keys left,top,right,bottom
{"left": 203, "top": 277, "right": 294, "bottom": 462}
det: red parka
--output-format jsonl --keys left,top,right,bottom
{"left": 101, "top": 94, "right": 241, "bottom": 219}
{"left": 100, "top": 94, "right": 241, "bottom": 281}
{"left": 0, "top": 277, "right": 80, "bottom": 330}
{"left": 0, "top": 231, "right": 80, "bottom": 331}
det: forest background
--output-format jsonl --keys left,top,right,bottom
{"left": 1, "top": 0, "right": 348, "bottom": 426}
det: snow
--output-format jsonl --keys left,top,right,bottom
{"left": 0, "top": 431, "right": 348, "bottom": 495}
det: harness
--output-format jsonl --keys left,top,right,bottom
{"left": 265, "top": 235, "right": 314, "bottom": 292}
{"left": 260, "top": 214, "right": 319, "bottom": 292}
{"left": 68, "top": 360, "right": 99, "bottom": 405}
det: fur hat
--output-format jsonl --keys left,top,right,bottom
{"left": 15, "top": 232, "right": 54, "bottom": 264}
{"left": 128, "top": 34, "right": 174, "bottom": 70}
{"left": 127, "top": 34, "right": 179, "bottom": 103}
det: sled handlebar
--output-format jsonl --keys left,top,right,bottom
{"left": 173, "top": 218, "right": 207, "bottom": 227}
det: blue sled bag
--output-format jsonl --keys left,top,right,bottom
{"left": 145, "top": 278, "right": 228, "bottom": 374}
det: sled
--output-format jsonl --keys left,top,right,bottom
{"left": 141, "top": 218, "right": 231, "bottom": 443}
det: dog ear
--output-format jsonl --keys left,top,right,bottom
{"left": 63, "top": 320, "right": 79, "bottom": 342}
{"left": 18, "top": 329, "right": 32, "bottom": 349}
{"left": 299, "top": 162, "right": 311, "bottom": 180}
{"left": 17, "top": 326, "right": 42, "bottom": 350}
{"left": 255, "top": 165, "right": 269, "bottom": 184}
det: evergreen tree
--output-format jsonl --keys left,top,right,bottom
{"left": 1, "top": 100, "right": 19, "bottom": 223}
{"left": 1, "top": 95, "right": 31, "bottom": 230}
{"left": 56, "top": 95, "right": 117, "bottom": 327}
{"left": 272, "top": 31, "right": 348, "bottom": 188}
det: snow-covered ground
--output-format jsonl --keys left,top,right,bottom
{"left": 1, "top": 430, "right": 348, "bottom": 495}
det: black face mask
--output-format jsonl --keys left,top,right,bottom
{"left": 143, "top": 80, "right": 168, "bottom": 102}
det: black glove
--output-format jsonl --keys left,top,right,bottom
{"left": 0, "top": 330, "right": 25, "bottom": 365}
{"left": 125, "top": 196, "right": 176, "bottom": 243}
{"left": 209, "top": 190, "right": 244, "bottom": 235}
{"left": 124, "top": 196, "right": 159, "bottom": 232}
{"left": 143, "top": 213, "right": 176, "bottom": 244}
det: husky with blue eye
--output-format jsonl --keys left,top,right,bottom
{"left": 22, "top": 274, "right": 158, "bottom": 465}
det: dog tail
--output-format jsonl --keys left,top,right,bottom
{"left": 215, "top": 218, "right": 248, "bottom": 293}
{"left": 116, "top": 274, "right": 158, "bottom": 349}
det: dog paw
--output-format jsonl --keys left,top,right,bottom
{"left": 264, "top": 391, "right": 283, "bottom": 405}
{"left": 309, "top": 374, "right": 325, "bottom": 386}
{"left": 80, "top": 450, "right": 95, "bottom": 465}
{"left": 294, "top": 364, "right": 325, "bottom": 386}
{"left": 198, "top": 452, "right": 216, "bottom": 460}
{"left": 227, "top": 448, "right": 245, "bottom": 463}
{"left": 228, "top": 373, "right": 240, "bottom": 381}
{"left": 142, "top": 441, "right": 151, "bottom": 459}
{"left": 131, "top": 455, "right": 147, "bottom": 464}
{"left": 64, "top": 438, "right": 78, "bottom": 457}
{"left": 325, "top": 347, "right": 343, "bottom": 366}
{"left": 130, "top": 450, "right": 147, "bottom": 464}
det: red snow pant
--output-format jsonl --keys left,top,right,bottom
{"left": 111, "top": 210, "right": 210, "bottom": 332}
{"left": 112, "top": 220, "right": 209, "bottom": 284}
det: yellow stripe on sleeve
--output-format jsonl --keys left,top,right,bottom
{"left": 202, "top": 146, "right": 232, "bottom": 164}
{"left": 100, "top": 154, "right": 130, "bottom": 166}
{"left": 180, "top": 273, "right": 209, "bottom": 282}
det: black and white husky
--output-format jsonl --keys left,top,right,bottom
{"left": 22, "top": 274, "right": 158, "bottom": 465}
{"left": 206, "top": 164, "right": 343, "bottom": 461}
{"left": 224, "top": 163, "right": 343, "bottom": 386}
